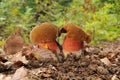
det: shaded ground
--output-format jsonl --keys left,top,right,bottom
{"left": 0, "top": 41, "right": 120, "bottom": 80}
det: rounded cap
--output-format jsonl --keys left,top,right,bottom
{"left": 62, "top": 23, "right": 91, "bottom": 42}
{"left": 30, "top": 22, "right": 59, "bottom": 44}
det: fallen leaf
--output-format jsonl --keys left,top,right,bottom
{"left": 107, "top": 52, "right": 118, "bottom": 60}
{"left": 111, "top": 74, "right": 119, "bottom": 80}
{"left": 100, "top": 57, "right": 112, "bottom": 66}
{"left": 3, "top": 28, "right": 25, "bottom": 54}
{"left": 10, "top": 52, "right": 28, "bottom": 64}
{"left": 32, "top": 48, "right": 58, "bottom": 61}
{"left": 97, "top": 66, "right": 109, "bottom": 74}
{"left": 0, "top": 74, "right": 12, "bottom": 80}
{"left": 0, "top": 74, "right": 6, "bottom": 80}
{"left": 12, "top": 66, "right": 28, "bottom": 80}
{"left": 86, "top": 76, "right": 102, "bottom": 80}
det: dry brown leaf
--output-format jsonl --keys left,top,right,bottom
{"left": 111, "top": 74, "right": 119, "bottom": 80}
{"left": 12, "top": 66, "right": 28, "bottom": 80}
{"left": 3, "top": 28, "right": 25, "bottom": 54}
{"left": 97, "top": 66, "right": 109, "bottom": 74}
{"left": 0, "top": 74, "right": 6, "bottom": 80}
{"left": 9, "top": 52, "right": 28, "bottom": 64}
{"left": 107, "top": 52, "right": 118, "bottom": 60}
{"left": 100, "top": 57, "right": 112, "bottom": 66}
{"left": 31, "top": 48, "right": 58, "bottom": 61}
{"left": 4, "top": 76, "right": 12, "bottom": 80}
{"left": 86, "top": 76, "right": 102, "bottom": 80}
{"left": 21, "top": 44, "right": 34, "bottom": 56}
{"left": 0, "top": 74, "right": 12, "bottom": 80}
{"left": 107, "top": 53, "right": 116, "bottom": 58}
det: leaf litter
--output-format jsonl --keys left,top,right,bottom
{"left": 0, "top": 33, "right": 120, "bottom": 80}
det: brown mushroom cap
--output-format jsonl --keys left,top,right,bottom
{"left": 30, "top": 22, "right": 59, "bottom": 44}
{"left": 62, "top": 23, "right": 91, "bottom": 42}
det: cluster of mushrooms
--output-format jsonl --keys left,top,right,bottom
{"left": 29, "top": 22, "right": 91, "bottom": 61}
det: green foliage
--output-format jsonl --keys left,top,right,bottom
{"left": 84, "top": 3, "right": 119, "bottom": 42}
{"left": 0, "top": 41, "right": 4, "bottom": 47}
{"left": 0, "top": 0, "right": 120, "bottom": 43}
{"left": 54, "top": 0, "right": 120, "bottom": 43}
{"left": 0, "top": 0, "right": 35, "bottom": 43}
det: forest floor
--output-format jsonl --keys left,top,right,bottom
{"left": 0, "top": 41, "right": 120, "bottom": 80}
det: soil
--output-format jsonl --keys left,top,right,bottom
{"left": 0, "top": 41, "right": 120, "bottom": 80}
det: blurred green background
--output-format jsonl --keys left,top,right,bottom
{"left": 0, "top": 0, "right": 120, "bottom": 44}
